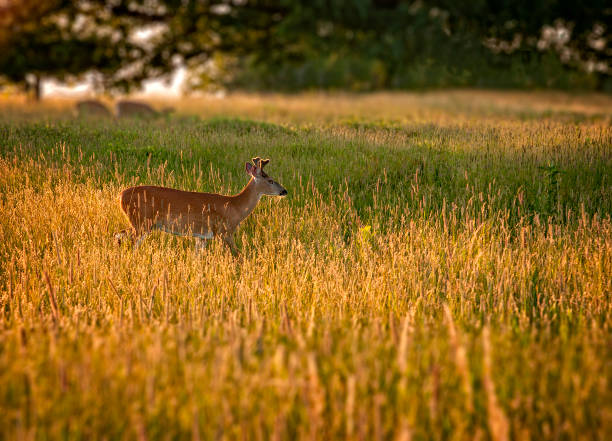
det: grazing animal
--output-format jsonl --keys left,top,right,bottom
{"left": 115, "top": 157, "right": 287, "bottom": 254}
{"left": 115, "top": 100, "right": 173, "bottom": 118}
{"left": 75, "top": 99, "right": 112, "bottom": 117}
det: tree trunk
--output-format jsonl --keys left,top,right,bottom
{"left": 34, "top": 75, "right": 42, "bottom": 101}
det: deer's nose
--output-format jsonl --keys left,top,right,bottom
{"left": 280, "top": 189, "right": 288, "bottom": 196}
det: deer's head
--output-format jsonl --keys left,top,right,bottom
{"left": 246, "top": 157, "right": 288, "bottom": 196}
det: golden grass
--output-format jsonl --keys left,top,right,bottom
{"left": 0, "top": 91, "right": 610, "bottom": 440}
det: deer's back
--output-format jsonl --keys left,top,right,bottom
{"left": 120, "top": 186, "right": 232, "bottom": 235}
{"left": 76, "top": 100, "right": 112, "bottom": 117}
{"left": 116, "top": 101, "right": 157, "bottom": 117}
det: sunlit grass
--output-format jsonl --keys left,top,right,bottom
{"left": 0, "top": 92, "right": 610, "bottom": 440}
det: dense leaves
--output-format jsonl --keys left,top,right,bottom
{"left": 0, "top": 0, "right": 609, "bottom": 95}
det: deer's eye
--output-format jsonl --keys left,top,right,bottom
{"left": 268, "top": 179, "right": 273, "bottom": 183}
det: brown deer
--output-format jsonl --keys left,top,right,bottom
{"left": 115, "top": 100, "right": 174, "bottom": 118}
{"left": 75, "top": 99, "right": 112, "bottom": 117}
{"left": 115, "top": 157, "right": 287, "bottom": 254}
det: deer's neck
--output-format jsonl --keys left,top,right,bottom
{"left": 230, "top": 178, "right": 262, "bottom": 225}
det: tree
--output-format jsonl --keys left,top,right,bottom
{"left": 0, "top": 0, "right": 174, "bottom": 99}
{"left": 430, "top": 0, "right": 611, "bottom": 77}
{"left": 160, "top": 0, "right": 610, "bottom": 90}
{"left": 0, "top": 0, "right": 609, "bottom": 94}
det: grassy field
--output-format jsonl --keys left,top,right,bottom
{"left": 0, "top": 91, "right": 610, "bottom": 440}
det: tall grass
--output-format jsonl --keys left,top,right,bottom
{"left": 0, "top": 92, "right": 610, "bottom": 440}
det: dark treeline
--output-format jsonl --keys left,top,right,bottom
{"left": 224, "top": 0, "right": 610, "bottom": 91}
{"left": 1, "top": 0, "right": 610, "bottom": 96}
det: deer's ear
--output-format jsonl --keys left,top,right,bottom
{"left": 245, "top": 162, "right": 255, "bottom": 176}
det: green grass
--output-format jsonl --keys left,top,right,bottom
{"left": 0, "top": 92, "right": 610, "bottom": 440}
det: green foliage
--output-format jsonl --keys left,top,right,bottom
{"left": 232, "top": 50, "right": 601, "bottom": 91}
{"left": 0, "top": 0, "right": 172, "bottom": 97}
{"left": 219, "top": 1, "right": 609, "bottom": 91}
{"left": 0, "top": 0, "right": 609, "bottom": 94}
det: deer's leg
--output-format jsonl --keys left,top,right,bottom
{"left": 221, "top": 235, "right": 241, "bottom": 256}
{"left": 115, "top": 226, "right": 149, "bottom": 249}
{"left": 114, "top": 228, "right": 135, "bottom": 246}
{"left": 123, "top": 205, "right": 153, "bottom": 249}
{"left": 133, "top": 232, "right": 149, "bottom": 249}
{"left": 195, "top": 238, "right": 208, "bottom": 252}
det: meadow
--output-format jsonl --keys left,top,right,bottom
{"left": 0, "top": 91, "right": 610, "bottom": 440}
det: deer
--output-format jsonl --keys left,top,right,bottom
{"left": 75, "top": 99, "right": 113, "bottom": 118}
{"left": 115, "top": 100, "right": 174, "bottom": 118}
{"left": 114, "top": 157, "right": 287, "bottom": 255}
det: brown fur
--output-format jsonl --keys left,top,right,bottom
{"left": 116, "top": 158, "right": 286, "bottom": 254}
{"left": 75, "top": 100, "right": 112, "bottom": 117}
{"left": 115, "top": 100, "right": 174, "bottom": 118}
